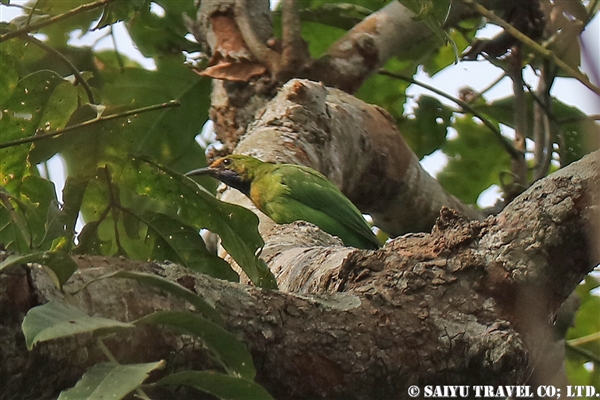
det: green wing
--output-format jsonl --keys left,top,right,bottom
{"left": 258, "top": 165, "right": 380, "bottom": 249}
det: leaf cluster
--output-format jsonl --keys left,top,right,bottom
{"left": 0, "top": 0, "right": 276, "bottom": 289}
{"left": 1, "top": 2, "right": 276, "bottom": 395}
{"left": 11, "top": 265, "right": 273, "bottom": 399}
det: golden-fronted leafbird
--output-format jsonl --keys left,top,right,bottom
{"left": 186, "top": 155, "right": 380, "bottom": 250}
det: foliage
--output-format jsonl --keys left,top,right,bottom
{"left": 0, "top": 0, "right": 599, "bottom": 396}
{"left": 566, "top": 275, "right": 600, "bottom": 388}
{"left": 20, "top": 271, "right": 272, "bottom": 399}
{"left": 0, "top": 1, "right": 275, "bottom": 289}
{"left": 1, "top": 0, "right": 275, "bottom": 397}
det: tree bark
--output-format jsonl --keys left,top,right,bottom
{"left": 191, "top": 0, "right": 510, "bottom": 149}
{"left": 2, "top": 150, "right": 598, "bottom": 400}
{"left": 231, "top": 79, "right": 483, "bottom": 237}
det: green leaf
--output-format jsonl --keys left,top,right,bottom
{"left": 22, "top": 301, "right": 134, "bottom": 350}
{"left": 28, "top": 81, "right": 82, "bottom": 165}
{"left": 95, "top": 0, "right": 145, "bottom": 30}
{"left": 124, "top": 207, "right": 237, "bottom": 282}
{"left": 58, "top": 104, "right": 110, "bottom": 177}
{"left": 155, "top": 370, "right": 274, "bottom": 400}
{"left": 565, "top": 280, "right": 600, "bottom": 389}
{"left": 73, "top": 221, "right": 102, "bottom": 254}
{"left": 398, "top": 95, "right": 453, "bottom": 158}
{"left": 35, "top": 1, "right": 103, "bottom": 47}
{"left": 0, "top": 176, "right": 68, "bottom": 252}
{"left": 574, "top": 275, "right": 600, "bottom": 305}
{"left": 76, "top": 172, "right": 110, "bottom": 242}
{"left": 89, "top": 270, "right": 224, "bottom": 326}
{"left": 39, "top": 80, "right": 81, "bottom": 132}
{"left": 472, "top": 94, "right": 600, "bottom": 165}
{"left": 1, "top": 251, "right": 79, "bottom": 289}
{"left": 20, "top": 175, "right": 62, "bottom": 249}
{"left": 58, "top": 361, "right": 165, "bottom": 400}
{"left": 127, "top": 0, "right": 201, "bottom": 57}
{"left": 135, "top": 311, "right": 256, "bottom": 379}
{"left": 100, "top": 60, "right": 210, "bottom": 171}
{"left": 0, "top": 70, "right": 66, "bottom": 194}
{"left": 59, "top": 174, "right": 91, "bottom": 248}
{"left": 0, "top": 49, "right": 19, "bottom": 106}
{"left": 438, "top": 116, "right": 511, "bottom": 204}
{"left": 171, "top": 176, "right": 276, "bottom": 288}
{"left": 0, "top": 191, "right": 31, "bottom": 252}
{"left": 567, "top": 296, "right": 600, "bottom": 356}
{"left": 41, "top": 251, "right": 79, "bottom": 288}
{"left": 117, "top": 159, "right": 277, "bottom": 289}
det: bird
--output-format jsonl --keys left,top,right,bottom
{"left": 186, "top": 155, "right": 381, "bottom": 250}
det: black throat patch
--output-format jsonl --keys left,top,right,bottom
{"left": 218, "top": 170, "right": 251, "bottom": 197}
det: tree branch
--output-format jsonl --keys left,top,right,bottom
{"left": 232, "top": 79, "right": 483, "bottom": 237}
{"left": 23, "top": 35, "right": 96, "bottom": 104}
{"left": 457, "top": 0, "right": 600, "bottom": 96}
{"left": 278, "top": 0, "right": 309, "bottom": 82}
{"left": 0, "top": 101, "right": 180, "bottom": 150}
{"left": 233, "top": 0, "right": 281, "bottom": 72}
{"left": 0, "top": 0, "right": 113, "bottom": 43}
{"left": 507, "top": 47, "right": 529, "bottom": 197}
{"left": 2, "top": 150, "right": 598, "bottom": 399}
{"left": 307, "top": 1, "right": 433, "bottom": 93}
{"left": 378, "top": 69, "right": 522, "bottom": 161}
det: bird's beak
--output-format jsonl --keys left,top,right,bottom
{"left": 185, "top": 166, "right": 214, "bottom": 177}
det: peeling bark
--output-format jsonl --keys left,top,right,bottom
{"left": 2, "top": 151, "right": 598, "bottom": 400}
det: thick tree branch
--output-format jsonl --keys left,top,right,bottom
{"left": 232, "top": 79, "right": 483, "bottom": 237}
{"left": 2, "top": 150, "right": 598, "bottom": 400}
{"left": 306, "top": 1, "right": 431, "bottom": 93}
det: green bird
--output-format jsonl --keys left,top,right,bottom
{"left": 186, "top": 155, "right": 380, "bottom": 250}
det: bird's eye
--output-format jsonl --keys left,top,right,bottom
{"left": 222, "top": 158, "right": 232, "bottom": 166}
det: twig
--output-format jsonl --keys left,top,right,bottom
{"left": 234, "top": 0, "right": 281, "bottom": 72}
{"left": 0, "top": 0, "right": 112, "bottom": 43}
{"left": 568, "top": 331, "right": 600, "bottom": 347}
{"left": 378, "top": 69, "right": 522, "bottom": 160}
{"left": 0, "top": 101, "right": 180, "bottom": 150}
{"left": 457, "top": 0, "right": 600, "bottom": 97}
{"left": 507, "top": 47, "right": 528, "bottom": 189}
{"left": 477, "top": 72, "right": 506, "bottom": 99}
{"left": 566, "top": 342, "right": 600, "bottom": 365}
{"left": 25, "top": 0, "right": 41, "bottom": 27}
{"left": 102, "top": 166, "right": 127, "bottom": 256}
{"left": 24, "top": 35, "right": 96, "bottom": 104}
{"left": 110, "top": 25, "right": 124, "bottom": 70}
{"left": 532, "top": 61, "right": 556, "bottom": 181}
